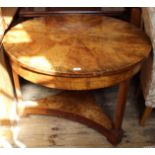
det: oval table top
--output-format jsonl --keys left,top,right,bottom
{"left": 3, "top": 14, "right": 151, "bottom": 77}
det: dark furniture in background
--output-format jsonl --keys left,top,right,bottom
{"left": 17, "top": 7, "right": 140, "bottom": 23}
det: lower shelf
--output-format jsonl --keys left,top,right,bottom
{"left": 17, "top": 91, "right": 123, "bottom": 145}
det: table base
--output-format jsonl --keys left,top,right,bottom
{"left": 17, "top": 91, "right": 124, "bottom": 145}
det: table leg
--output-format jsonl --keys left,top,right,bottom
{"left": 12, "top": 69, "right": 22, "bottom": 103}
{"left": 114, "top": 79, "right": 130, "bottom": 129}
{"left": 11, "top": 69, "right": 26, "bottom": 116}
{"left": 107, "top": 79, "right": 130, "bottom": 145}
{"left": 140, "top": 106, "right": 152, "bottom": 126}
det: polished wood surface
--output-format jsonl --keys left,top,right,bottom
{"left": 140, "top": 107, "right": 153, "bottom": 126}
{"left": 114, "top": 80, "right": 129, "bottom": 129}
{"left": 2, "top": 83, "right": 155, "bottom": 147}
{"left": 18, "top": 91, "right": 113, "bottom": 130}
{"left": 130, "top": 8, "right": 142, "bottom": 27}
{"left": 3, "top": 14, "right": 151, "bottom": 77}
{"left": 11, "top": 61, "right": 141, "bottom": 90}
{"left": 3, "top": 14, "right": 152, "bottom": 145}
{"left": 11, "top": 61, "right": 132, "bottom": 144}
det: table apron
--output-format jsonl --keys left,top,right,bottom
{"left": 11, "top": 61, "right": 142, "bottom": 90}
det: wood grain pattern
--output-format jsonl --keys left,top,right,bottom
{"left": 3, "top": 14, "right": 151, "bottom": 77}
{"left": 2, "top": 14, "right": 152, "bottom": 145}
{"left": 11, "top": 61, "right": 141, "bottom": 90}
{"left": 114, "top": 80, "right": 129, "bottom": 129}
{"left": 1, "top": 82, "right": 155, "bottom": 148}
{"left": 130, "top": 8, "right": 142, "bottom": 27}
{"left": 18, "top": 91, "right": 113, "bottom": 130}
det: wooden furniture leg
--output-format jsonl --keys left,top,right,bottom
{"left": 140, "top": 106, "right": 153, "bottom": 126}
{"left": 11, "top": 68, "right": 25, "bottom": 116}
{"left": 130, "top": 8, "right": 142, "bottom": 27}
{"left": 114, "top": 80, "right": 130, "bottom": 129}
{"left": 106, "top": 80, "right": 130, "bottom": 145}
{"left": 11, "top": 69, "right": 22, "bottom": 103}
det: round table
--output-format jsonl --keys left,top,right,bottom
{"left": 3, "top": 14, "right": 151, "bottom": 145}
